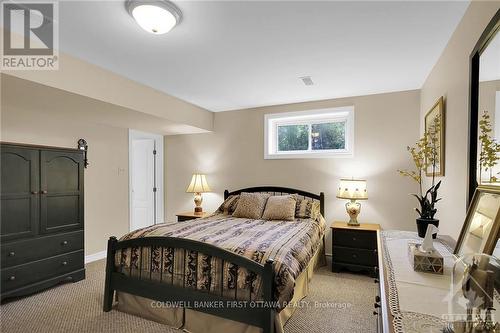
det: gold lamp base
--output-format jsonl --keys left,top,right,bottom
{"left": 194, "top": 192, "right": 203, "bottom": 214}
{"left": 346, "top": 200, "right": 361, "bottom": 226}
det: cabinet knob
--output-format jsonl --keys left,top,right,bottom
{"left": 31, "top": 191, "right": 38, "bottom": 195}
{"left": 373, "top": 311, "right": 378, "bottom": 316}
{"left": 375, "top": 296, "right": 380, "bottom": 303}
{"left": 352, "top": 237, "right": 357, "bottom": 241}
{"left": 8, "top": 251, "right": 15, "bottom": 257}
{"left": 374, "top": 303, "right": 381, "bottom": 308}
{"left": 352, "top": 254, "right": 357, "bottom": 259}
{"left": 8, "top": 276, "right": 15, "bottom": 281}
{"left": 41, "top": 190, "right": 47, "bottom": 194}
{"left": 61, "top": 240, "right": 68, "bottom": 246}
{"left": 62, "top": 261, "right": 68, "bottom": 266}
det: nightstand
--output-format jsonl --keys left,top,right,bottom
{"left": 331, "top": 221, "right": 380, "bottom": 277}
{"left": 176, "top": 211, "right": 210, "bottom": 222}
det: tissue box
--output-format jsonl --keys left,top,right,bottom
{"left": 408, "top": 242, "right": 443, "bottom": 275}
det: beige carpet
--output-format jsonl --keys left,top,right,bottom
{"left": 1, "top": 258, "right": 377, "bottom": 333}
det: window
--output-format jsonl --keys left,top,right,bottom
{"left": 264, "top": 107, "right": 354, "bottom": 159}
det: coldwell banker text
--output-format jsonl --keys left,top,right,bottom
{"left": 1, "top": 1, "right": 59, "bottom": 70}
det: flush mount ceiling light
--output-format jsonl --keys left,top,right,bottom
{"left": 126, "top": 0, "right": 182, "bottom": 35}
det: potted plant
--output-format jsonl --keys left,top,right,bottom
{"left": 398, "top": 115, "right": 441, "bottom": 238}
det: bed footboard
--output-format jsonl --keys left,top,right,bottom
{"left": 103, "top": 236, "right": 276, "bottom": 333}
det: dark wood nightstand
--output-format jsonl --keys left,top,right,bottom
{"left": 176, "top": 211, "right": 211, "bottom": 222}
{"left": 331, "top": 221, "right": 380, "bottom": 277}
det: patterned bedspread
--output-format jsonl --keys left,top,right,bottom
{"left": 115, "top": 213, "right": 326, "bottom": 309}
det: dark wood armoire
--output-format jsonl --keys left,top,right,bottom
{"left": 1, "top": 143, "right": 85, "bottom": 301}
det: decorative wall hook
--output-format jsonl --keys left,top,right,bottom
{"left": 77, "top": 138, "right": 89, "bottom": 168}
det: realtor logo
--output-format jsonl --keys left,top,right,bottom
{"left": 1, "top": 1, "right": 59, "bottom": 70}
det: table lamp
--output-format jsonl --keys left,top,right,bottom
{"left": 186, "top": 174, "right": 211, "bottom": 214}
{"left": 336, "top": 179, "right": 368, "bottom": 226}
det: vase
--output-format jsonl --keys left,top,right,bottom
{"left": 416, "top": 218, "right": 439, "bottom": 239}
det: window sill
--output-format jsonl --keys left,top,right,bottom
{"left": 264, "top": 151, "right": 354, "bottom": 159}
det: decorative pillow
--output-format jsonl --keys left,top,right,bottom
{"left": 295, "top": 197, "right": 321, "bottom": 219}
{"left": 262, "top": 195, "right": 297, "bottom": 221}
{"left": 232, "top": 192, "right": 271, "bottom": 219}
{"left": 217, "top": 195, "right": 240, "bottom": 215}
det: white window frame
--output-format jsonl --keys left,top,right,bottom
{"left": 264, "top": 106, "right": 354, "bottom": 159}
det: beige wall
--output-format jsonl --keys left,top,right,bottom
{"left": 420, "top": 1, "right": 500, "bottom": 240}
{"left": 165, "top": 90, "right": 420, "bottom": 254}
{"left": 1, "top": 75, "right": 138, "bottom": 256}
{"left": 1, "top": 29, "right": 213, "bottom": 134}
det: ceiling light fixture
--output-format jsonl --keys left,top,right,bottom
{"left": 126, "top": 0, "right": 182, "bottom": 35}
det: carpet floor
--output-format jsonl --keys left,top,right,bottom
{"left": 1, "top": 259, "right": 377, "bottom": 333}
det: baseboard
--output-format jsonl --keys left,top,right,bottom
{"left": 85, "top": 250, "right": 107, "bottom": 264}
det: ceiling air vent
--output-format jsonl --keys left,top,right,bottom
{"left": 299, "top": 76, "right": 314, "bottom": 86}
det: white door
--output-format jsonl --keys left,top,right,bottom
{"left": 131, "top": 139, "right": 156, "bottom": 231}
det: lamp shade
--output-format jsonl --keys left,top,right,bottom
{"left": 186, "top": 174, "right": 211, "bottom": 193}
{"left": 336, "top": 179, "right": 368, "bottom": 200}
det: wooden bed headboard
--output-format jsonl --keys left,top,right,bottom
{"left": 224, "top": 186, "right": 325, "bottom": 216}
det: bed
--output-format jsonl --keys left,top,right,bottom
{"left": 103, "top": 186, "right": 326, "bottom": 333}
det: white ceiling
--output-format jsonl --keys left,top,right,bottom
{"left": 56, "top": 0, "right": 469, "bottom": 112}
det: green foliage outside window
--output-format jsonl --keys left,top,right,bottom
{"left": 277, "top": 122, "right": 346, "bottom": 152}
{"left": 312, "top": 122, "right": 345, "bottom": 150}
{"left": 278, "top": 125, "right": 308, "bottom": 151}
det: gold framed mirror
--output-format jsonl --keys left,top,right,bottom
{"left": 493, "top": 236, "right": 500, "bottom": 258}
{"left": 424, "top": 97, "right": 445, "bottom": 177}
{"left": 455, "top": 186, "right": 500, "bottom": 257}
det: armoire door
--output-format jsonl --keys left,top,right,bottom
{"left": 40, "top": 150, "right": 84, "bottom": 234}
{"left": 0, "top": 146, "right": 40, "bottom": 241}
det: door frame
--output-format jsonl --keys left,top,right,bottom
{"left": 128, "top": 129, "right": 164, "bottom": 231}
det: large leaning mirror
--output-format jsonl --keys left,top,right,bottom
{"left": 469, "top": 10, "right": 500, "bottom": 203}
{"left": 478, "top": 27, "right": 500, "bottom": 185}
{"left": 455, "top": 186, "right": 500, "bottom": 257}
